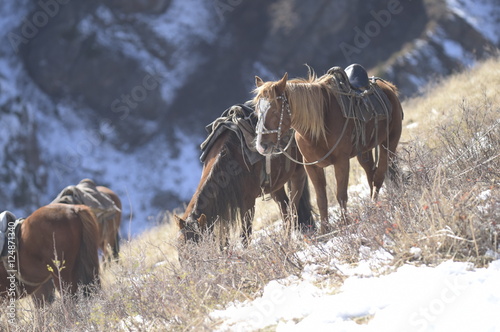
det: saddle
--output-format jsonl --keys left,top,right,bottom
{"left": 0, "top": 211, "right": 22, "bottom": 257}
{"left": 52, "top": 179, "right": 120, "bottom": 223}
{"left": 345, "top": 63, "right": 370, "bottom": 91}
{"left": 200, "top": 103, "right": 294, "bottom": 188}
{"left": 327, "top": 64, "right": 392, "bottom": 122}
{"left": 327, "top": 64, "right": 393, "bottom": 152}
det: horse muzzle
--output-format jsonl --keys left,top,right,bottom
{"left": 256, "top": 140, "right": 279, "bottom": 156}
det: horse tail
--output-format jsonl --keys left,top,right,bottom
{"left": 295, "top": 178, "right": 316, "bottom": 233}
{"left": 74, "top": 205, "right": 100, "bottom": 295}
{"left": 378, "top": 78, "right": 405, "bottom": 123}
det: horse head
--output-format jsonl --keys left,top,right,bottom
{"left": 253, "top": 73, "right": 293, "bottom": 155}
{"left": 175, "top": 214, "right": 207, "bottom": 244}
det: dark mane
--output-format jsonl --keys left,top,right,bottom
{"left": 193, "top": 130, "right": 248, "bottom": 229}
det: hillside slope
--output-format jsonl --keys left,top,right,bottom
{"left": 4, "top": 56, "right": 499, "bottom": 331}
{"left": 0, "top": 0, "right": 498, "bottom": 235}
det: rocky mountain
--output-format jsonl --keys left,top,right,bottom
{"left": 0, "top": 0, "right": 498, "bottom": 235}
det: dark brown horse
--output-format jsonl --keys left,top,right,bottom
{"left": 176, "top": 117, "right": 314, "bottom": 246}
{"left": 253, "top": 67, "right": 403, "bottom": 234}
{"left": 0, "top": 204, "right": 100, "bottom": 301}
{"left": 31, "top": 183, "right": 120, "bottom": 304}
{"left": 51, "top": 179, "right": 122, "bottom": 261}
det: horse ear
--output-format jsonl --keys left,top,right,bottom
{"left": 174, "top": 215, "right": 185, "bottom": 229}
{"left": 197, "top": 214, "right": 207, "bottom": 231}
{"left": 255, "top": 76, "right": 264, "bottom": 87}
{"left": 276, "top": 72, "right": 288, "bottom": 94}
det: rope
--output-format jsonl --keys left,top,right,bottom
{"left": 280, "top": 117, "right": 350, "bottom": 166}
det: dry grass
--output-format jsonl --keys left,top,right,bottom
{"left": 402, "top": 57, "right": 500, "bottom": 142}
{"left": 1, "top": 58, "right": 499, "bottom": 330}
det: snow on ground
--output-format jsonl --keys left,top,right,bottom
{"left": 211, "top": 242, "right": 500, "bottom": 332}
{"left": 211, "top": 179, "right": 500, "bottom": 331}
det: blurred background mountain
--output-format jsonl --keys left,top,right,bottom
{"left": 0, "top": 0, "right": 498, "bottom": 235}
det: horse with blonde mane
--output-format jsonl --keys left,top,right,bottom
{"left": 253, "top": 65, "right": 403, "bottom": 234}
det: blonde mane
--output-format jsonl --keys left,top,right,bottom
{"left": 252, "top": 72, "right": 336, "bottom": 142}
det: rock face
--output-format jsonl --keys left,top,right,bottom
{"left": 0, "top": 0, "right": 498, "bottom": 232}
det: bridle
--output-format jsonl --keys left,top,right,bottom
{"left": 178, "top": 218, "right": 202, "bottom": 243}
{"left": 255, "top": 93, "right": 294, "bottom": 154}
{"left": 255, "top": 92, "right": 351, "bottom": 166}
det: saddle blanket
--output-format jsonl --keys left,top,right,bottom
{"left": 51, "top": 179, "right": 120, "bottom": 224}
{"left": 200, "top": 103, "right": 263, "bottom": 165}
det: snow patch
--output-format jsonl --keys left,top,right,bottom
{"left": 212, "top": 258, "right": 500, "bottom": 331}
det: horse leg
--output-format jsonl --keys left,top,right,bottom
{"left": 305, "top": 165, "right": 329, "bottom": 234}
{"left": 62, "top": 269, "right": 79, "bottom": 296}
{"left": 241, "top": 207, "right": 254, "bottom": 247}
{"left": 108, "top": 215, "right": 121, "bottom": 261}
{"left": 373, "top": 136, "right": 400, "bottom": 199}
{"left": 333, "top": 158, "right": 350, "bottom": 222}
{"left": 271, "top": 187, "right": 291, "bottom": 235}
{"left": 287, "top": 166, "right": 311, "bottom": 232}
{"left": 104, "top": 226, "right": 120, "bottom": 263}
{"left": 49, "top": 263, "right": 77, "bottom": 297}
{"left": 31, "top": 280, "right": 56, "bottom": 306}
{"left": 357, "top": 151, "right": 375, "bottom": 198}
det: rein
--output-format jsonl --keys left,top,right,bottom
{"left": 280, "top": 118, "right": 350, "bottom": 166}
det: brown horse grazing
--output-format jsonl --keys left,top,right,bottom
{"left": 0, "top": 204, "right": 100, "bottom": 301}
{"left": 253, "top": 66, "right": 403, "bottom": 234}
{"left": 31, "top": 184, "right": 120, "bottom": 305}
{"left": 175, "top": 114, "right": 314, "bottom": 246}
{"left": 51, "top": 179, "right": 122, "bottom": 261}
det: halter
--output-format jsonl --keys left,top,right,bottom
{"left": 255, "top": 93, "right": 294, "bottom": 153}
{"left": 256, "top": 93, "right": 351, "bottom": 166}
{"left": 178, "top": 218, "right": 201, "bottom": 240}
